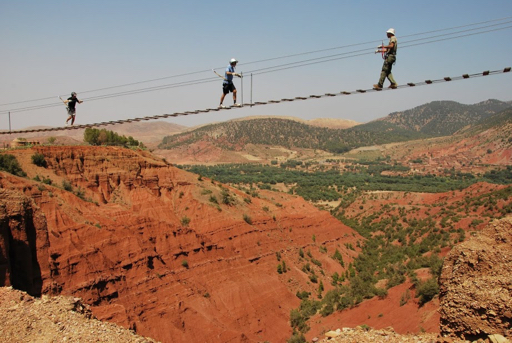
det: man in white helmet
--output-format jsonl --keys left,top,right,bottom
{"left": 374, "top": 28, "right": 398, "bottom": 90}
{"left": 219, "top": 58, "right": 242, "bottom": 109}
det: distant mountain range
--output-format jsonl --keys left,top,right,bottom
{"left": 375, "top": 99, "right": 511, "bottom": 136}
{"left": 158, "top": 99, "right": 512, "bottom": 154}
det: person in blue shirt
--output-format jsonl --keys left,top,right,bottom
{"left": 219, "top": 58, "right": 242, "bottom": 108}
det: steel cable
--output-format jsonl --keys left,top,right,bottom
{"left": 0, "top": 68, "right": 509, "bottom": 135}
{"left": 1, "top": 16, "right": 511, "bottom": 109}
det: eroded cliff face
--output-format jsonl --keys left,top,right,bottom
{"left": 439, "top": 216, "right": 512, "bottom": 340}
{"left": 0, "top": 186, "right": 50, "bottom": 296}
{"left": 0, "top": 146, "right": 360, "bottom": 343}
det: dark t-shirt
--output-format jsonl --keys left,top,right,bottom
{"left": 67, "top": 97, "right": 79, "bottom": 110}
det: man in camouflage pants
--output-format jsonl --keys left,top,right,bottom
{"left": 374, "top": 28, "right": 398, "bottom": 90}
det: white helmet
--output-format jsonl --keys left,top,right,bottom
{"left": 230, "top": 58, "right": 238, "bottom": 64}
{"left": 386, "top": 28, "right": 395, "bottom": 35}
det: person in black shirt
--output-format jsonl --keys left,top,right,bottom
{"left": 64, "top": 92, "right": 83, "bottom": 126}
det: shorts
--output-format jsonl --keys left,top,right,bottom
{"left": 223, "top": 82, "right": 236, "bottom": 95}
{"left": 67, "top": 108, "right": 76, "bottom": 116}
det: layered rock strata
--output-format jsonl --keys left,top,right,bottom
{"left": 0, "top": 146, "right": 360, "bottom": 343}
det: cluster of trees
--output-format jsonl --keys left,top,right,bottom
{"left": 459, "top": 185, "right": 512, "bottom": 217}
{"left": 83, "top": 128, "right": 144, "bottom": 148}
{"left": 181, "top": 161, "right": 502, "bottom": 202}
{"left": 484, "top": 166, "right": 512, "bottom": 184}
{"left": 288, "top": 207, "right": 449, "bottom": 339}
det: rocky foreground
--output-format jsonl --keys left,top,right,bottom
{"left": 0, "top": 287, "right": 157, "bottom": 343}
{"left": 312, "top": 326, "right": 507, "bottom": 343}
{"left": 315, "top": 327, "right": 445, "bottom": 343}
{"left": 439, "top": 217, "right": 512, "bottom": 340}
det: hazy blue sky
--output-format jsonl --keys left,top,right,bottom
{"left": 1, "top": 0, "right": 511, "bottom": 130}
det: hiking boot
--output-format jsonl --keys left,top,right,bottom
{"left": 373, "top": 84, "right": 382, "bottom": 90}
{"left": 389, "top": 83, "right": 398, "bottom": 89}
{"left": 219, "top": 104, "right": 227, "bottom": 109}
{"left": 233, "top": 103, "right": 242, "bottom": 107}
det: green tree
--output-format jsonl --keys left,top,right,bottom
{"left": 0, "top": 154, "right": 26, "bottom": 177}
{"left": 83, "top": 127, "right": 142, "bottom": 148}
{"left": 221, "top": 188, "right": 235, "bottom": 206}
{"left": 416, "top": 277, "right": 439, "bottom": 305}
{"left": 31, "top": 153, "right": 47, "bottom": 167}
{"left": 287, "top": 331, "right": 306, "bottom": 343}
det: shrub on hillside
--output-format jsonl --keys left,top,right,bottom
{"left": 31, "top": 153, "right": 47, "bottom": 167}
{"left": 289, "top": 309, "right": 308, "bottom": 333}
{"left": 287, "top": 330, "right": 306, "bottom": 343}
{"left": 62, "top": 180, "right": 73, "bottom": 192}
{"left": 0, "top": 154, "right": 26, "bottom": 177}
{"left": 416, "top": 277, "right": 439, "bottom": 305}
{"left": 243, "top": 214, "right": 252, "bottom": 224}
{"left": 296, "top": 291, "right": 310, "bottom": 300}
{"left": 221, "top": 188, "right": 235, "bottom": 206}
{"left": 180, "top": 216, "right": 190, "bottom": 226}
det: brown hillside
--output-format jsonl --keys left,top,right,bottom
{"left": 153, "top": 142, "right": 335, "bottom": 165}
{"left": 307, "top": 118, "right": 361, "bottom": 129}
{"left": 227, "top": 115, "right": 360, "bottom": 129}
{"left": 340, "top": 182, "right": 510, "bottom": 231}
{"left": 358, "top": 119, "right": 512, "bottom": 175}
{"left": 0, "top": 146, "right": 360, "bottom": 343}
{"left": 0, "top": 121, "right": 185, "bottom": 148}
{"left": 153, "top": 115, "right": 360, "bottom": 165}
